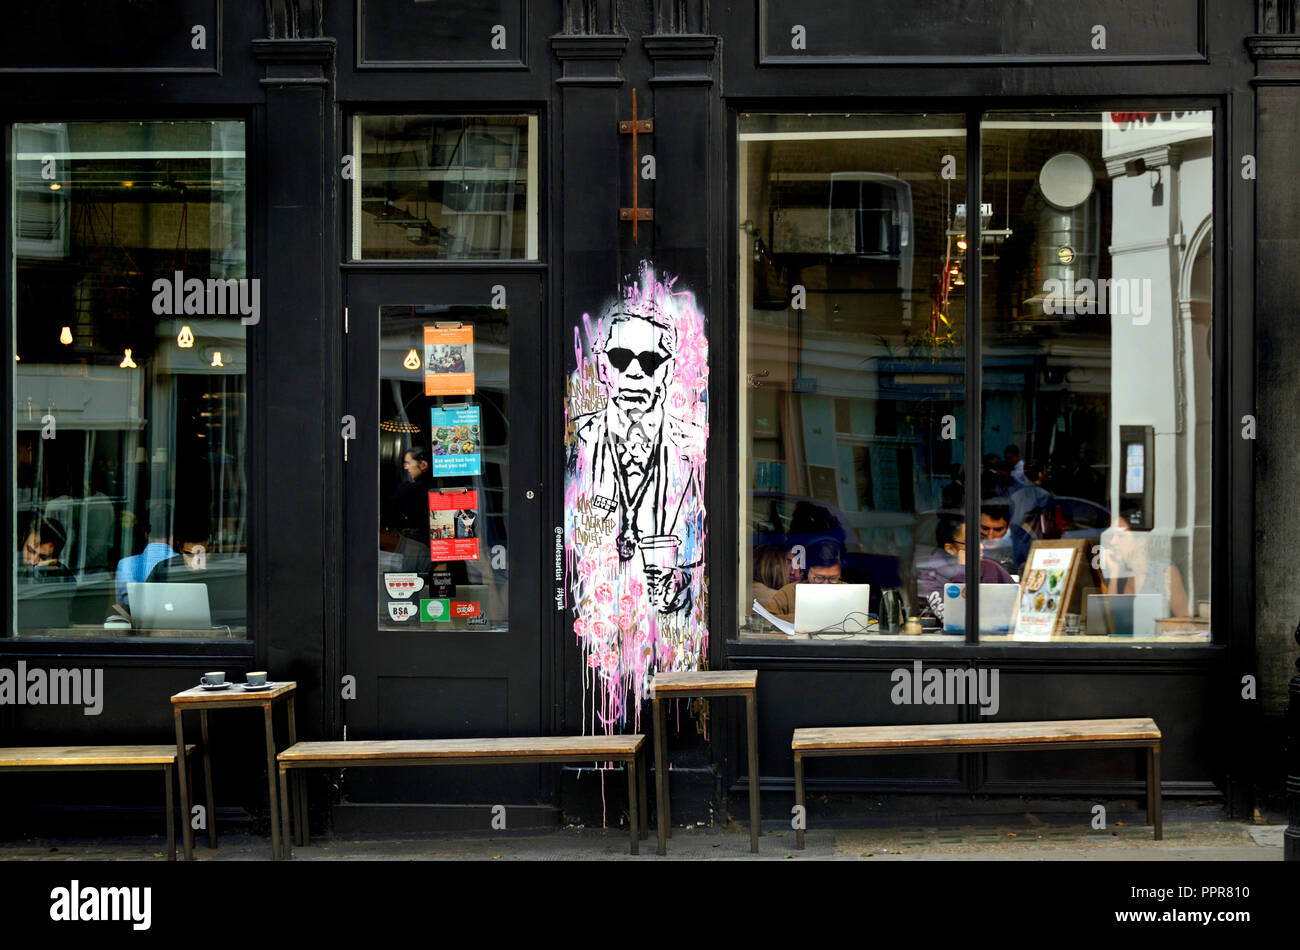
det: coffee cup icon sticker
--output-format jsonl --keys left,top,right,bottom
{"left": 384, "top": 573, "right": 425, "bottom": 599}
{"left": 388, "top": 601, "right": 415, "bottom": 622}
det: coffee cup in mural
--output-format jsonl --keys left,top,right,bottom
{"left": 384, "top": 573, "right": 425, "bottom": 599}
{"left": 639, "top": 535, "right": 679, "bottom": 574}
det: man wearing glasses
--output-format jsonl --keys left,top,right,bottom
{"left": 918, "top": 515, "right": 1013, "bottom": 621}
{"left": 756, "top": 538, "right": 845, "bottom": 623}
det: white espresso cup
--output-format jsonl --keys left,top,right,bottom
{"left": 200, "top": 671, "right": 225, "bottom": 686}
{"left": 246, "top": 671, "right": 268, "bottom": 687}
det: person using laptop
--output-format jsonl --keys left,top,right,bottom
{"left": 1101, "top": 514, "right": 1189, "bottom": 618}
{"left": 114, "top": 503, "right": 180, "bottom": 610}
{"left": 917, "top": 515, "right": 1013, "bottom": 621}
{"left": 756, "top": 538, "right": 845, "bottom": 622}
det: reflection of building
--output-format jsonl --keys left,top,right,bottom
{"left": 1101, "top": 112, "right": 1213, "bottom": 615}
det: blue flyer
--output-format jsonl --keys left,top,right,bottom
{"left": 429, "top": 405, "right": 482, "bottom": 476}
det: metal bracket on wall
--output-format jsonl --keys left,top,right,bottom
{"left": 618, "top": 89, "right": 654, "bottom": 245}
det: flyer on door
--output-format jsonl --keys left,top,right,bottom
{"left": 428, "top": 405, "right": 482, "bottom": 476}
{"left": 428, "top": 489, "right": 480, "bottom": 561}
{"left": 424, "top": 325, "right": 475, "bottom": 396}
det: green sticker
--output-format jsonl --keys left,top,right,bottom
{"left": 421, "top": 598, "right": 451, "bottom": 622}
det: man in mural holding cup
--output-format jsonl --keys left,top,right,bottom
{"left": 569, "top": 305, "right": 704, "bottom": 616}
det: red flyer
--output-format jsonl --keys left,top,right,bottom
{"left": 451, "top": 601, "right": 481, "bottom": 618}
{"left": 429, "top": 489, "right": 480, "bottom": 561}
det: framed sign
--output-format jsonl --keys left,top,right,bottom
{"left": 1012, "top": 539, "right": 1089, "bottom": 641}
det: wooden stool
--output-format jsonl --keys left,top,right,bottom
{"left": 651, "top": 670, "right": 760, "bottom": 855}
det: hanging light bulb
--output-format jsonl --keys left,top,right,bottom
{"left": 211, "top": 351, "right": 224, "bottom": 367}
{"left": 59, "top": 326, "right": 73, "bottom": 345}
{"left": 177, "top": 325, "right": 195, "bottom": 348}
{"left": 403, "top": 348, "right": 421, "bottom": 370}
{"left": 49, "top": 182, "right": 61, "bottom": 191}
{"left": 956, "top": 235, "right": 968, "bottom": 251}
{"left": 120, "top": 348, "right": 137, "bottom": 369}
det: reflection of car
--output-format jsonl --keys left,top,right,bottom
{"left": 749, "top": 492, "right": 863, "bottom": 554}
{"left": 1054, "top": 496, "right": 1110, "bottom": 543}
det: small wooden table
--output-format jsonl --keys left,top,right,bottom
{"left": 791, "top": 717, "right": 1162, "bottom": 848}
{"left": 171, "top": 681, "right": 301, "bottom": 861}
{"left": 650, "top": 670, "right": 760, "bottom": 855}
{"left": 0, "top": 744, "right": 196, "bottom": 860}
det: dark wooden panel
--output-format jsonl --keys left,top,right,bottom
{"left": 977, "top": 669, "right": 1217, "bottom": 788}
{"left": 358, "top": 0, "right": 527, "bottom": 68}
{"left": 0, "top": 0, "right": 221, "bottom": 72}
{"left": 759, "top": 0, "right": 1203, "bottom": 64}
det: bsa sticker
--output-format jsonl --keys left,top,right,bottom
{"left": 388, "top": 601, "right": 416, "bottom": 622}
{"left": 451, "top": 601, "right": 481, "bottom": 618}
{"left": 420, "top": 598, "right": 451, "bottom": 622}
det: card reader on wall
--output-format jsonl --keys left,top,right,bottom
{"left": 1118, "top": 424, "right": 1154, "bottom": 531}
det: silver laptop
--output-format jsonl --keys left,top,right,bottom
{"left": 942, "top": 583, "right": 1020, "bottom": 635}
{"left": 127, "top": 582, "right": 213, "bottom": 631}
{"left": 1086, "top": 593, "right": 1163, "bottom": 637}
{"left": 793, "top": 583, "right": 871, "bottom": 634}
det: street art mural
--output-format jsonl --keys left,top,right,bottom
{"left": 565, "top": 261, "right": 709, "bottom": 735}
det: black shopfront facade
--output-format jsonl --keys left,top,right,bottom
{"left": 0, "top": 0, "right": 1289, "bottom": 844}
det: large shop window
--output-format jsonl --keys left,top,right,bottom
{"left": 11, "top": 120, "right": 248, "bottom": 641}
{"left": 738, "top": 110, "right": 1213, "bottom": 646}
{"left": 351, "top": 114, "right": 538, "bottom": 261}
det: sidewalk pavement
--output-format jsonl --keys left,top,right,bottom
{"left": 0, "top": 814, "right": 1284, "bottom": 861}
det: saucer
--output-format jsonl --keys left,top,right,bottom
{"left": 200, "top": 682, "right": 232, "bottom": 691}
{"left": 240, "top": 681, "right": 275, "bottom": 691}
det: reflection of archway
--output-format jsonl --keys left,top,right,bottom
{"left": 1177, "top": 215, "right": 1212, "bottom": 612}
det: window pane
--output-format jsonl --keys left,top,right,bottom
{"left": 738, "top": 114, "right": 969, "bottom": 642}
{"left": 353, "top": 114, "right": 538, "bottom": 261}
{"left": 978, "top": 111, "right": 1212, "bottom": 644}
{"left": 377, "top": 305, "right": 508, "bottom": 631}
{"left": 12, "top": 120, "right": 248, "bottom": 640}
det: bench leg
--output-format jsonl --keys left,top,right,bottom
{"left": 794, "top": 752, "right": 806, "bottom": 850}
{"left": 173, "top": 707, "right": 193, "bottom": 861}
{"left": 638, "top": 747, "right": 648, "bottom": 841}
{"left": 200, "top": 709, "right": 216, "bottom": 849}
{"left": 654, "top": 696, "right": 668, "bottom": 855}
{"left": 627, "top": 756, "right": 640, "bottom": 856}
{"left": 165, "top": 764, "right": 175, "bottom": 861}
{"left": 1147, "top": 744, "right": 1162, "bottom": 841}
{"left": 746, "top": 691, "right": 760, "bottom": 853}
{"left": 279, "top": 766, "right": 294, "bottom": 860}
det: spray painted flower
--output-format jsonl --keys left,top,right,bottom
{"left": 601, "top": 652, "right": 620, "bottom": 674}
{"left": 587, "top": 653, "right": 600, "bottom": 669}
{"left": 573, "top": 616, "right": 588, "bottom": 638}
{"left": 594, "top": 582, "right": 613, "bottom": 604}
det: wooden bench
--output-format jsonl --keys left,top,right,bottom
{"left": 792, "top": 718, "right": 1162, "bottom": 848}
{"left": 0, "top": 744, "right": 197, "bottom": 860}
{"left": 651, "top": 670, "right": 760, "bottom": 855}
{"left": 276, "top": 735, "right": 648, "bottom": 857}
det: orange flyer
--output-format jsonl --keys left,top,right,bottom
{"left": 424, "top": 325, "right": 475, "bottom": 396}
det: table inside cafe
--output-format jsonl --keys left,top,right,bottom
{"left": 170, "top": 678, "right": 301, "bottom": 861}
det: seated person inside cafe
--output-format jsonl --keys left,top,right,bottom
{"left": 1101, "top": 513, "right": 1190, "bottom": 619}
{"left": 978, "top": 501, "right": 1018, "bottom": 577}
{"left": 917, "top": 514, "right": 1013, "bottom": 621}
{"left": 114, "top": 502, "right": 192, "bottom": 610}
{"left": 757, "top": 538, "right": 845, "bottom": 622}
{"left": 20, "top": 516, "right": 72, "bottom": 580}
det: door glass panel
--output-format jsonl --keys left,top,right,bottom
{"left": 377, "top": 304, "right": 508, "bottom": 631}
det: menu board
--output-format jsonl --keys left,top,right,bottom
{"left": 428, "top": 405, "right": 482, "bottom": 476}
{"left": 428, "top": 489, "right": 480, "bottom": 561}
{"left": 1012, "top": 539, "right": 1088, "bottom": 641}
{"left": 424, "top": 325, "right": 475, "bottom": 396}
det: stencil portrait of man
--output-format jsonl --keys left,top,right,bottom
{"left": 568, "top": 307, "right": 703, "bottom": 614}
